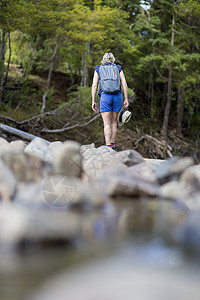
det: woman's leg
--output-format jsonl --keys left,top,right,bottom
{"left": 111, "top": 112, "right": 119, "bottom": 144}
{"left": 101, "top": 111, "right": 113, "bottom": 145}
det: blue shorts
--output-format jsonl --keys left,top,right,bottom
{"left": 100, "top": 92, "right": 123, "bottom": 112}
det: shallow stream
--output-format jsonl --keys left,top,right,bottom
{"left": 0, "top": 198, "right": 200, "bottom": 300}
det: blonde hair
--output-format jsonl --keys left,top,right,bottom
{"left": 101, "top": 52, "right": 115, "bottom": 64}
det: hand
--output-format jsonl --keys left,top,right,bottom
{"left": 124, "top": 99, "right": 129, "bottom": 109}
{"left": 92, "top": 102, "right": 97, "bottom": 112}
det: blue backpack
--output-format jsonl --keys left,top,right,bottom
{"left": 99, "top": 64, "right": 121, "bottom": 94}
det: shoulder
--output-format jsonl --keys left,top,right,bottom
{"left": 95, "top": 65, "right": 100, "bottom": 74}
{"left": 116, "top": 64, "right": 122, "bottom": 73}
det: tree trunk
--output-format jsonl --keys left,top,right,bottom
{"left": 0, "top": 30, "right": 6, "bottom": 104}
{"left": 161, "top": 13, "right": 175, "bottom": 139}
{"left": 3, "top": 32, "right": 11, "bottom": 93}
{"left": 81, "top": 41, "right": 90, "bottom": 87}
{"left": 41, "top": 38, "right": 59, "bottom": 113}
{"left": 177, "top": 86, "right": 185, "bottom": 136}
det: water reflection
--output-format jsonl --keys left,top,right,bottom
{"left": 0, "top": 198, "right": 200, "bottom": 300}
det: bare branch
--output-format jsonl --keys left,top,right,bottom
{"left": 41, "top": 113, "right": 101, "bottom": 133}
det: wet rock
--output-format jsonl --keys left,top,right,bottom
{"left": 155, "top": 157, "right": 194, "bottom": 184}
{"left": 0, "top": 152, "right": 50, "bottom": 182}
{"left": 0, "top": 204, "right": 81, "bottom": 246}
{"left": 180, "top": 165, "right": 200, "bottom": 193}
{"left": 0, "top": 160, "right": 17, "bottom": 200}
{"left": 52, "top": 141, "right": 82, "bottom": 177}
{"left": 25, "top": 137, "right": 52, "bottom": 162}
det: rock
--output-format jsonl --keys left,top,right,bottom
{"left": 83, "top": 153, "right": 126, "bottom": 178}
{"left": 127, "top": 160, "right": 164, "bottom": 183}
{"left": 112, "top": 149, "right": 144, "bottom": 167}
{"left": 25, "top": 137, "right": 52, "bottom": 162}
{"left": 15, "top": 175, "right": 106, "bottom": 208}
{"left": 81, "top": 145, "right": 114, "bottom": 161}
{"left": 10, "top": 140, "right": 26, "bottom": 151}
{"left": 159, "top": 181, "right": 189, "bottom": 200}
{"left": 93, "top": 165, "right": 160, "bottom": 198}
{"left": 52, "top": 140, "right": 82, "bottom": 177}
{"left": 0, "top": 152, "right": 51, "bottom": 182}
{"left": 0, "top": 204, "right": 81, "bottom": 246}
{"left": 48, "top": 141, "right": 63, "bottom": 152}
{"left": 0, "top": 160, "right": 17, "bottom": 200}
{"left": 0, "top": 137, "right": 12, "bottom": 154}
{"left": 155, "top": 157, "right": 194, "bottom": 184}
{"left": 180, "top": 165, "right": 200, "bottom": 193}
{"left": 80, "top": 143, "right": 96, "bottom": 157}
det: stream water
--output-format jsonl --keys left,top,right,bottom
{"left": 0, "top": 198, "right": 200, "bottom": 300}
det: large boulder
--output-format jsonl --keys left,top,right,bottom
{"left": 52, "top": 141, "right": 82, "bottom": 177}
{"left": 180, "top": 165, "right": 200, "bottom": 193}
{"left": 155, "top": 157, "right": 194, "bottom": 184}
{"left": 24, "top": 137, "right": 52, "bottom": 162}
{"left": 0, "top": 159, "right": 17, "bottom": 200}
{"left": 15, "top": 175, "right": 106, "bottom": 208}
{"left": 0, "top": 152, "right": 50, "bottom": 182}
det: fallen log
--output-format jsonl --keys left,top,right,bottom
{"left": 0, "top": 123, "right": 50, "bottom": 144}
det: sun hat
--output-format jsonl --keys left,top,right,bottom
{"left": 117, "top": 106, "right": 132, "bottom": 126}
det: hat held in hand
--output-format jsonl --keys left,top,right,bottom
{"left": 117, "top": 106, "right": 132, "bottom": 126}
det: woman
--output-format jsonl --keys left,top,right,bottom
{"left": 91, "top": 52, "right": 129, "bottom": 149}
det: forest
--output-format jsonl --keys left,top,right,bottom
{"left": 0, "top": 0, "right": 200, "bottom": 160}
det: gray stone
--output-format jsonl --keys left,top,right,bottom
{"left": 0, "top": 152, "right": 50, "bottom": 182}
{"left": 10, "top": 140, "right": 26, "bottom": 152}
{"left": 52, "top": 140, "right": 82, "bottom": 177}
{"left": 48, "top": 141, "right": 63, "bottom": 152}
{"left": 155, "top": 157, "right": 194, "bottom": 184}
{"left": 25, "top": 137, "right": 52, "bottom": 162}
{"left": 93, "top": 166, "right": 160, "bottom": 198}
{"left": 0, "top": 204, "right": 81, "bottom": 246}
{"left": 0, "top": 137, "right": 12, "bottom": 154}
{"left": 83, "top": 153, "right": 126, "bottom": 178}
{"left": 112, "top": 149, "right": 144, "bottom": 167}
{"left": 180, "top": 165, "right": 200, "bottom": 193}
{"left": 159, "top": 181, "right": 189, "bottom": 200}
{"left": 0, "top": 159, "right": 17, "bottom": 200}
{"left": 15, "top": 175, "right": 106, "bottom": 208}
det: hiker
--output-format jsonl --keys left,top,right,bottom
{"left": 91, "top": 52, "right": 129, "bottom": 149}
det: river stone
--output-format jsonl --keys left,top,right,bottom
{"left": 0, "top": 160, "right": 17, "bottom": 200}
{"left": 159, "top": 181, "right": 189, "bottom": 200}
{"left": 180, "top": 165, "right": 200, "bottom": 193}
{"left": 10, "top": 140, "right": 26, "bottom": 151}
{"left": 80, "top": 143, "right": 96, "bottom": 157}
{"left": 0, "top": 152, "right": 50, "bottom": 182}
{"left": 48, "top": 141, "right": 63, "bottom": 152}
{"left": 0, "top": 204, "right": 81, "bottom": 246}
{"left": 93, "top": 165, "right": 160, "bottom": 198}
{"left": 111, "top": 149, "right": 144, "bottom": 167}
{"left": 155, "top": 156, "right": 194, "bottom": 184}
{"left": 25, "top": 137, "right": 52, "bottom": 162}
{"left": 83, "top": 153, "right": 126, "bottom": 178}
{"left": 52, "top": 141, "right": 82, "bottom": 177}
{"left": 0, "top": 137, "right": 12, "bottom": 154}
{"left": 15, "top": 175, "right": 106, "bottom": 208}
{"left": 81, "top": 145, "right": 114, "bottom": 161}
